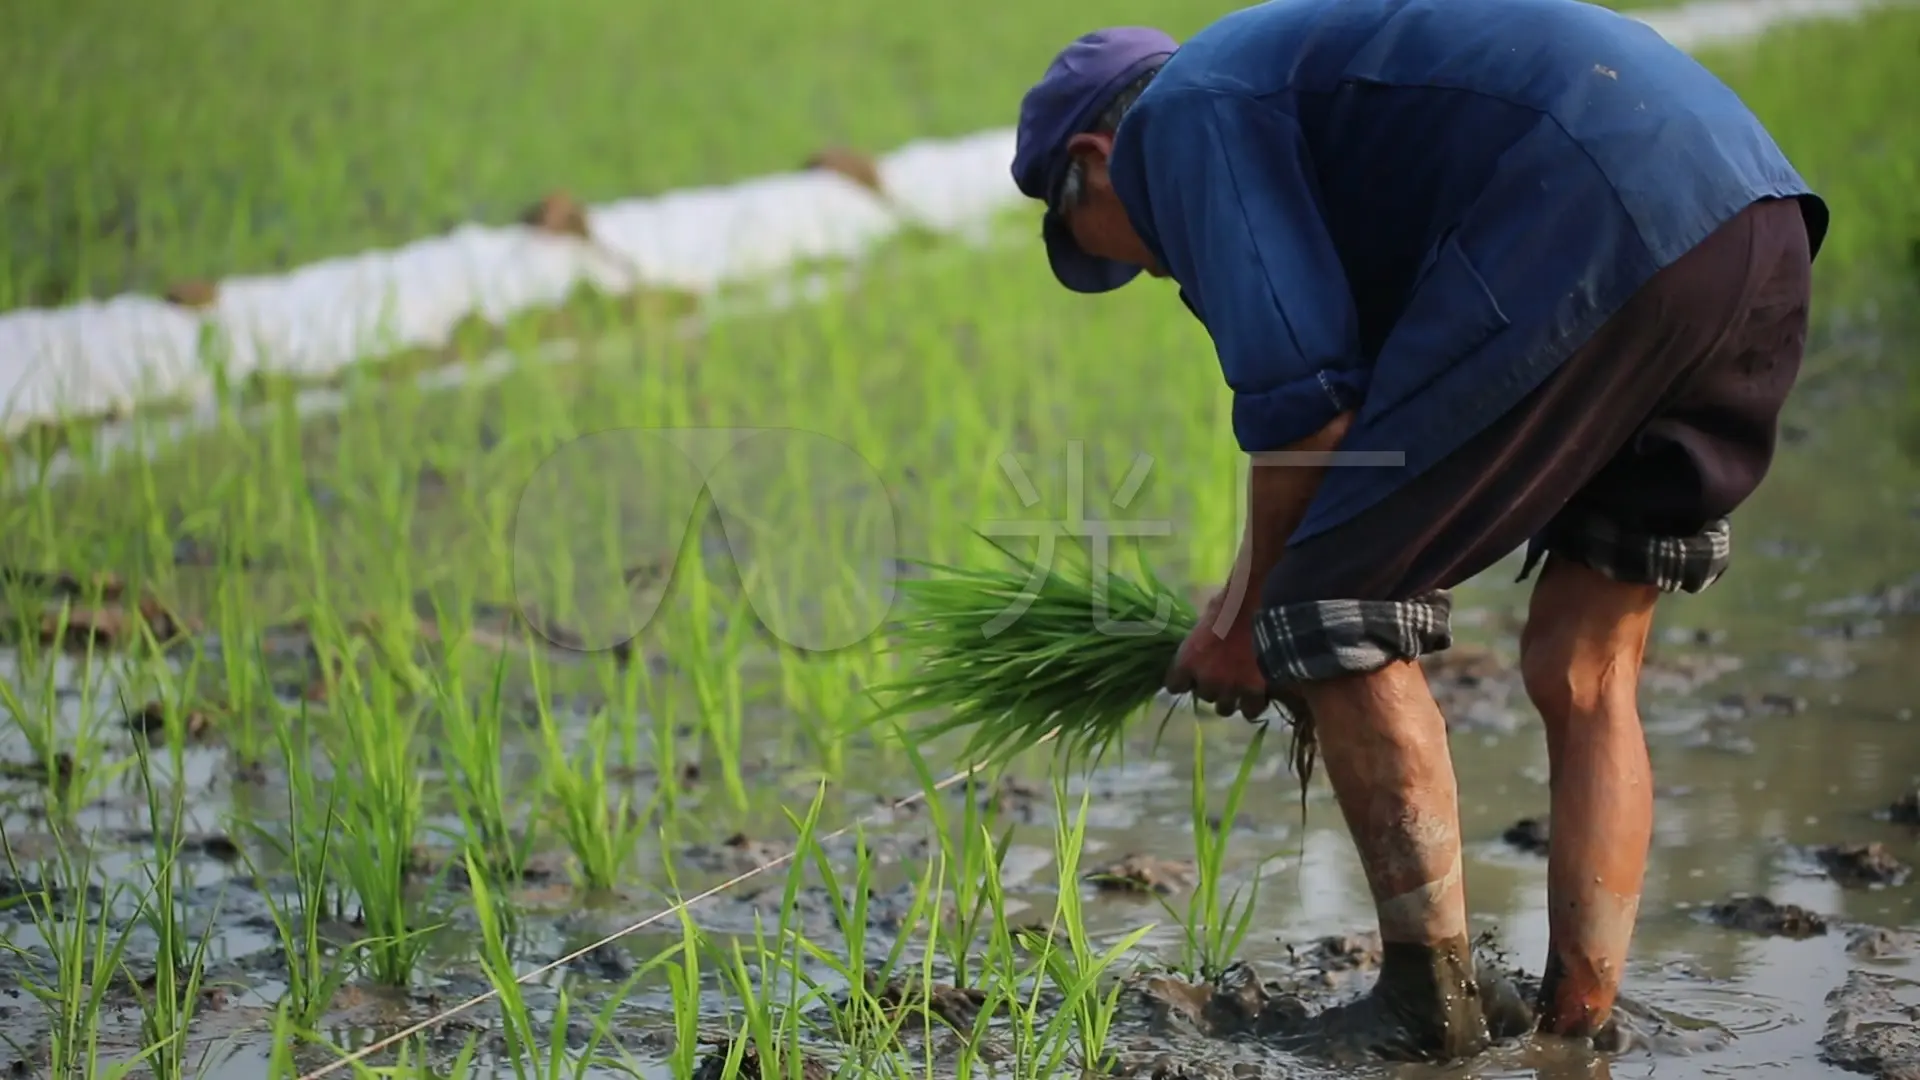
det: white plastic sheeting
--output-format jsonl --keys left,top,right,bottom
{"left": 0, "top": 0, "right": 1883, "bottom": 436}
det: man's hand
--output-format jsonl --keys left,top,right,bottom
{"left": 1165, "top": 409, "right": 1356, "bottom": 721}
{"left": 1165, "top": 589, "right": 1270, "bottom": 720}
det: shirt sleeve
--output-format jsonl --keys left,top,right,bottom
{"left": 1112, "top": 89, "right": 1367, "bottom": 452}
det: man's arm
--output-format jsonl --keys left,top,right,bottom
{"left": 1217, "top": 411, "right": 1354, "bottom": 633}
{"left": 1108, "top": 86, "right": 1367, "bottom": 454}
{"left": 1110, "top": 86, "right": 1367, "bottom": 619}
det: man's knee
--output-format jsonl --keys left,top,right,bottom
{"left": 1296, "top": 660, "right": 1425, "bottom": 726}
{"left": 1519, "top": 557, "right": 1659, "bottom": 718}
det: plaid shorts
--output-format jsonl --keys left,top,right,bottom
{"left": 1249, "top": 198, "right": 1808, "bottom": 687}
{"left": 1254, "top": 514, "right": 1735, "bottom": 683}
{"left": 1514, "top": 512, "right": 1733, "bottom": 594}
{"left": 1253, "top": 590, "right": 1455, "bottom": 683}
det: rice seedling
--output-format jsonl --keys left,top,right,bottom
{"left": 665, "top": 548, "right": 759, "bottom": 813}
{"left": 663, "top": 902, "right": 709, "bottom": 1080}
{"left": 868, "top": 535, "right": 1198, "bottom": 767}
{"left": 0, "top": 11, "right": 1907, "bottom": 1074}
{"left": 791, "top": 824, "right": 938, "bottom": 1059}
{"left": 592, "top": 622, "right": 666, "bottom": 776}
{"left": 1012, "top": 780, "right": 1154, "bottom": 1078}
{"left": 667, "top": 784, "right": 831, "bottom": 1080}
{"left": 532, "top": 681, "right": 645, "bottom": 895}
{"left": 265, "top": 1002, "right": 299, "bottom": 1078}
{"left": 245, "top": 713, "right": 359, "bottom": 1032}
{"left": 433, "top": 642, "right": 540, "bottom": 881}
{"left": 206, "top": 565, "right": 273, "bottom": 771}
{"left": 1156, "top": 726, "right": 1270, "bottom": 982}
{"left": 897, "top": 736, "right": 1011, "bottom": 990}
{"left": 467, "top": 850, "right": 674, "bottom": 1080}
{"left": 124, "top": 732, "right": 225, "bottom": 1080}
{"left": 326, "top": 664, "right": 437, "bottom": 987}
{"left": 0, "top": 625, "right": 121, "bottom": 819}
{"left": 0, "top": 833, "right": 148, "bottom": 1079}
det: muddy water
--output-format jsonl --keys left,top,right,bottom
{"left": 0, "top": 332, "right": 1916, "bottom": 1079}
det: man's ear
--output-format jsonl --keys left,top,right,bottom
{"left": 1064, "top": 131, "right": 1115, "bottom": 164}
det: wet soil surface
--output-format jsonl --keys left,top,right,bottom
{"left": 0, "top": 565, "right": 1916, "bottom": 1080}
{"left": 1, "top": 352, "right": 1918, "bottom": 1079}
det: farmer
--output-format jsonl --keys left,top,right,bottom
{"left": 1012, "top": 0, "right": 1826, "bottom": 1063}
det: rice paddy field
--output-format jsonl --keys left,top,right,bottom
{"left": 2, "top": 1, "right": 1919, "bottom": 1078}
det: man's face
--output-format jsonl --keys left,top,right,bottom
{"left": 1058, "top": 133, "right": 1169, "bottom": 278}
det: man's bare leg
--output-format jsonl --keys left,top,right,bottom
{"left": 1288, "top": 661, "right": 1490, "bottom": 1061}
{"left": 1519, "top": 554, "right": 1660, "bottom": 1039}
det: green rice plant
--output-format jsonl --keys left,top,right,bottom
{"left": 124, "top": 733, "right": 224, "bottom": 1080}
{"left": 868, "top": 535, "right": 1195, "bottom": 768}
{"left": 1007, "top": 782, "right": 1154, "bottom": 1079}
{"left": 432, "top": 642, "right": 539, "bottom": 881}
{"left": 0, "top": 833, "right": 149, "bottom": 1080}
{"left": 791, "top": 824, "right": 938, "bottom": 1060}
{"left": 0, "top": 622, "right": 120, "bottom": 818}
{"left": 265, "top": 1001, "right": 299, "bottom": 1078}
{"left": 663, "top": 900, "right": 709, "bottom": 1080}
{"left": 244, "top": 710, "right": 359, "bottom": 1032}
{"left": 1157, "top": 726, "right": 1270, "bottom": 982}
{"left": 770, "top": 646, "right": 853, "bottom": 780}
{"left": 334, "top": 1035, "right": 479, "bottom": 1080}
{"left": 897, "top": 735, "right": 1012, "bottom": 990}
{"left": 591, "top": 617, "right": 668, "bottom": 776}
{"left": 206, "top": 562, "right": 273, "bottom": 771}
{"left": 327, "top": 663, "right": 436, "bottom": 987}
{"left": 666, "top": 553, "right": 758, "bottom": 813}
{"left": 532, "top": 687, "right": 645, "bottom": 894}
{"left": 670, "top": 785, "right": 832, "bottom": 1080}
{"left": 647, "top": 673, "right": 689, "bottom": 825}
{"left": 467, "top": 851, "right": 680, "bottom": 1080}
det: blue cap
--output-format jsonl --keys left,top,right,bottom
{"left": 1012, "top": 27, "right": 1178, "bottom": 294}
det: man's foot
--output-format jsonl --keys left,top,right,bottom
{"left": 1274, "top": 938, "right": 1492, "bottom": 1063}
{"left": 1474, "top": 960, "right": 1537, "bottom": 1041}
{"left": 1479, "top": 954, "right": 1733, "bottom": 1055}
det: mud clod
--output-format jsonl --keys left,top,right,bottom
{"left": 1641, "top": 650, "right": 1744, "bottom": 695}
{"left": 568, "top": 943, "right": 636, "bottom": 982}
{"left": 0, "top": 752, "right": 76, "bottom": 786}
{"left": 864, "top": 971, "right": 986, "bottom": 1031}
{"left": 1815, "top": 843, "right": 1913, "bottom": 889}
{"left": 162, "top": 279, "right": 219, "bottom": 308}
{"left": 1112, "top": 1052, "right": 1235, "bottom": 1080}
{"left": 1886, "top": 787, "right": 1920, "bottom": 825}
{"left": 1419, "top": 645, "right": 1525, "bottom": 732}
{"left": 521, "top": 191, "right": 591, "bottom": 239}
{"left": 982, "top": 776, "right": 1047, "bottom": 823}
{"left": 1085, "top": 854, "right": 1196, "bottom": 895}
{"left": 126, "top": 700, "right": 212, "bottom": 739}
{"left": 149, "top": 832, "right": 240, "bottom": 861}
{"left": 1707, "top": 895, "right": 1830, "bottom": 938}
{"left": 682, "top": 832, "right": 789, "bottom": 875}
{"left": 14, "top": 587, "right": 196, "bottom": 651}
{"left": 691, "top": 1039, "right": 829, "bottom": 1080}
{"left": 1848, "top": 927, "right": 1920, "bottom": 960}
{"left": 1288, "top": 933, "right": 1385, "bottom": 981}
{"left": 1130, "top": 962, "right": 1307, "bottom": 1041}
{"left": 1713, "top": 691, "right": 1810, "bottom": 718}
{"left": 1821, "top": 971, "right": 1920, "bottom": 1080}
{"left": 1501, "top": 817, "right": 1551, "bottom": 855}
{"left": 803, "top": 147, "right": 885, "bottom": 196}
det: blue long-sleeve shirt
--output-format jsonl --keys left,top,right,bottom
{"left": 1105, "top": 0, "right": 1828, "bottom": 543}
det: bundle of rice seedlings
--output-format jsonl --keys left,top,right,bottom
{"left": 868, "top": 535, "right": 1314, "bottom": 774}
